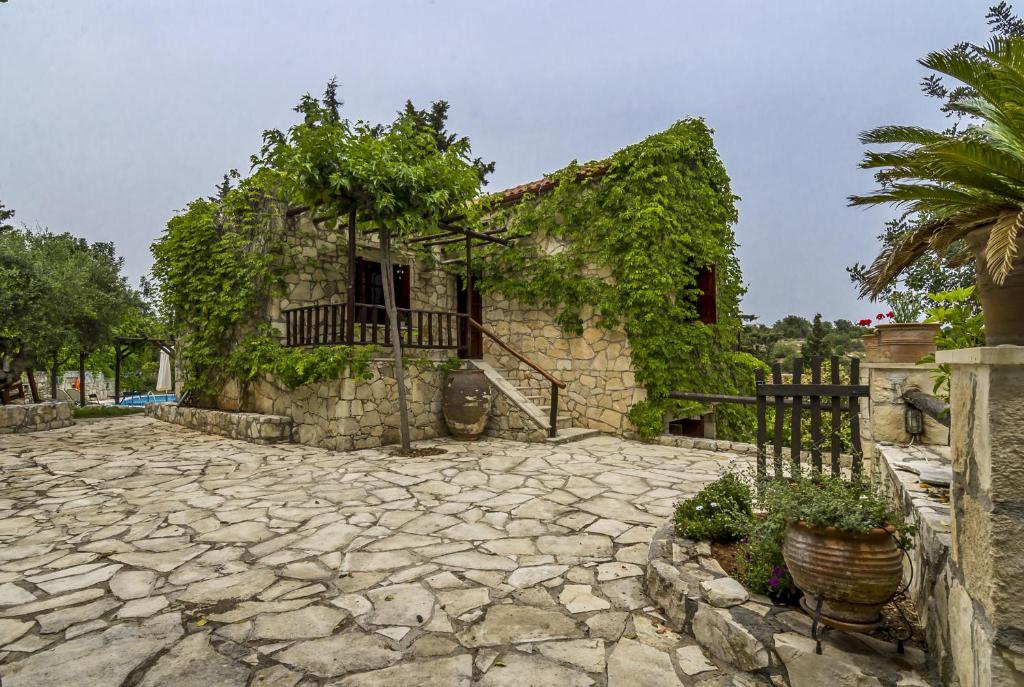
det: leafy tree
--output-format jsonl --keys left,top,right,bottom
{"left": 0, "top": 225, "right": 143, "bottom": 400}
{"left": 0, "top": 201, "right": 14, "bottom": 233}
{"left": 255, "top": 82, "right": 483, "bottom": 449}
{"left": 800, "top": 313, "right": 831, "bottom": 359}
{"left": 772, "top": 315, "right": 812, "bottom": 340}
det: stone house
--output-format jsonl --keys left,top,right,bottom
{"left": 208, "top": 154, "right": 721, "bottom": 452}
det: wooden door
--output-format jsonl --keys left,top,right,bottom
{"left": 457, "top": 274, "right": 483, "bottom": 359}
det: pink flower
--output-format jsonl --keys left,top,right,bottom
{"left": 876, "top": 313, "right": 885, "bottom": 320}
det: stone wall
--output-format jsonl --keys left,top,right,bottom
{"left": 0, "top": 401, "right": 73, "bottom": 433}
{"left": 481, "top": 295, "right": 643, "bottom": 434}
{"left": 236, "top": 360, "right": 448, "bottom": 452}
{"left": 483, "top": 390, "right": 549, "bottom": 443}
{"left": 861, "top": 361, "right": 949, "bottom": 478}
{"left": 937, "top": 347, "right": 1024, "bottom": 686}
{"left": 145, "top": 403, "right": 292, "bottom": 444}
{"left": 876, "top": 443, "right": 957, "bottom": 682}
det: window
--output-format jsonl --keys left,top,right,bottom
{"left": 695, "top": 265, "right": 717, "bottom": 325}
{"left": 354, "top": 258, "right": 410, "bottom": 309}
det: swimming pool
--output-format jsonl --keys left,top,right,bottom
{"left": 117, "top": 393, "right": 177, "bottom": 407}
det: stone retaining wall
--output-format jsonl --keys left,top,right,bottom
{"left": 145, "top": 403, "right": 292, "bottom": 444}
{"left": 0, "top": 401, "right": 73, "bottom": 433}
{"left": 875, "top": 442, "right": 957, "bottom": 683}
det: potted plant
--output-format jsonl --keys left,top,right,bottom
{"left": 849, "top": 38, "right": 1024, "bottom": 346}
{"left": 766, "top": 473, "right": 915, "bottom": 631}
{"left": 442, "top": 362, "right": 494, "bottom": 440}
{"left": 856, "top": 318, "right": 880, "bottom": 362}
{"left": 872, "top": 295, "right": 940, "bottom": 364}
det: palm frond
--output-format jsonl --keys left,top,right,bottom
{"left": 858, "top": 125, "right": 948, "bottom": 146}
{"left": 985, "top": 209, "right": 1023, "bottom": 283}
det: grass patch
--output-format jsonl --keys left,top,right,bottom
{"left": 74, "top": 405, "right": 145, "bottom": 419}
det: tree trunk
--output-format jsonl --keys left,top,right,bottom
{"left": 26, "top": 369, "right": 40, "bottom": 403}
{"left": 51, "top": 354, "right": 58, "bottom": 398}
{"left": 379, "top": 226, "right": 411, "bottom": 451}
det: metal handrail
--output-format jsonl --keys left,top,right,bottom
{"left": 464, "top": 317, "right": 565, "bottom": 389}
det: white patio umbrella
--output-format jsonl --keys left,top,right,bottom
{"left": 156, "top": 350, "right": 172, "bottom": 392}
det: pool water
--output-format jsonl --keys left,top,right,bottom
{"left": 117, "top": 393, "right": 177, "bottom": 407}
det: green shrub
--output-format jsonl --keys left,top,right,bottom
{"left": 673, "top": 473, "right": 753, "bottom": 542}
{"left": 738, "top": 514, "right": 799, "bottom": 602}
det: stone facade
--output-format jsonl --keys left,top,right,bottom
{"left": 0, "top": 400, "right": 73, "bottom": 433}
{"left": 145, "top": 402, "right": 292, "bottom": 444}
{"left": 208, "top": 211, "right": 650, "bottom": 447}
{"left": 481, "top": 296, "right": 643, "bottom": 434}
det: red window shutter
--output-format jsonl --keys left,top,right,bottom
{"left": 696, "top": 265, "right": 717, "bottom": 325}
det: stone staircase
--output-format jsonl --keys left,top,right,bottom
{"left": 468, "top": 361, "right": 600, "bottom": 444}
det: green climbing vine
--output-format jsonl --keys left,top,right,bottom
{"left": 151, "top": 170, "right": 378, "bottom": 398}
{"left": 477, "top": 120, "right": 765, "bottom": 439}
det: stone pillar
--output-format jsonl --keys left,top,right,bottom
{"left": 862, "top": 362, "right": 949, "bottom": 475}
{"left": 937, "top": 346, "right": 1024, "bottom": 686}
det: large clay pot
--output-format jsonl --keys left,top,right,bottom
{"left": 874, "top": 323, "right": 940, "bottom": 364}
{"left": 861, "top": 331, "right": 880, "bottom": 362}
{"left": 782, "top": 521, "right": 903, "bottom": 631}
{"left": 966, "top": 227, "right": 1024, "bottom": 346}
{"left": 442, "top": 368, "right": 494, "bottom": 440}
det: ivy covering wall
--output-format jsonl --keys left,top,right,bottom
{"left": 477, "top": 120, "right": 764, "bottom": 439}
{"left": 151, "top": 172, "right": 376, "bottom": 399}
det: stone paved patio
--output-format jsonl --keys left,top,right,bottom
{"left": 0, "top": 416, "right": 759, "bottom": 686}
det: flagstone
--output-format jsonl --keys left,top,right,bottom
{"left": 137, "top": 631, "right": 249, "bottom": 687}
{"left": 273, "top": 631, "right": 402, "bottom": 677}
{"left": 35, "top": 563, "right": 122, "bottom": 594}
{"left": 178, "top": 568, "right": 276, "bottom": 604}
{"left": 435, "top": 586, "right": 490, "bottom": 617}
{"left": 0, "top": 618, "right": 33, "bottom": 646}
{"left": 109, "top": 544, "right": 209, "bottom": 572}
{"left": 37, "top": 596, "right": 121, "bottom": 633}
{"left": 252, "top": 604, "right": 347, "bottom": 639}
{"left": 365, "top": 583, "right": 435, "bottom": 626}
{"left": 116, "top": 595, "right": 170, "bottom": 618}
{"left": 559, "top": 584, "right": 611, "bottom": 614}
{"left": 0, "top": 583, "right": 36, "bottom": 606}
{"left": 457, "top": 604, "right": 582, "bottom": 647}
{"left": 0, "top": 612, "right": 184, "bottom": 687}
{"left": 1, "top": 587, "right": 106, "bottom": 617}
{"left": 333, "top": 653, "right": 473, "bottom": 687}
{"left": 478, "top": 651, "right": 595, "bottom": 687}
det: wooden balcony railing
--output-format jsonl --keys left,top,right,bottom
{"left": 284, "top": 302, "right": 461, "bottom": 350}
{"left": 282, "top": 302, "right": 567, "bottom": 438}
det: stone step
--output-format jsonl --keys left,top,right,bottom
{"left": 546, "top": 427, "right": 602, "bottom": 445}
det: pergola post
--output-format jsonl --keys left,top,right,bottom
{"left": 114, "top": 345, "right": 122, "bottom": 404}
{"left": 346, "top": 207, "right": 357, "bottom": 345}
{"left": 78, "top": 351, "right": 87, "bottom": 407}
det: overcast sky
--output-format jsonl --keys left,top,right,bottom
{"left": 0, "top": 1, "right": 996, "bottom": 323}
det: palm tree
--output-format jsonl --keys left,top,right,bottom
{"left": 850, "top": 37, "right": 1024, "bottom": 345}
